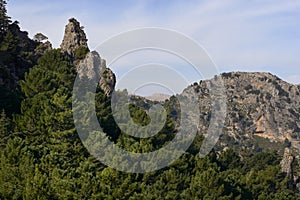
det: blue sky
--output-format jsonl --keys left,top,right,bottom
{"left": 7, "top": 0, "right": 300, "bottom": 94}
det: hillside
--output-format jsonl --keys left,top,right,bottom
{"left": 191, "top": 72, "right": 300, "bottom": 153}
{"left": 0, "top": 2, "right": 300, "bottom": 198}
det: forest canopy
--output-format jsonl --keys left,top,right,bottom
{"left": 0, "top": 1, "right": 299, "bottom": 199}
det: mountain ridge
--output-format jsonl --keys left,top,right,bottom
{"left": 1, "top": 8, "right": 300, "bottom": 197}
{"left": 58, "top": 18, "right": 300, "bottom": 178}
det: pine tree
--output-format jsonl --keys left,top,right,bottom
{"left": 0, "top": 0, "right": 10, "bottom": 40}
{"left": 0, "top": 110, "right": 11, "bottom": 150}
{"left": 0, "top": 137, "right": 35, "bottom": 199}
{"left": 17, "top": 49, "right": 87, "bottom": 167}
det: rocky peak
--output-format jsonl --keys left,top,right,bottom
{"left": 190, "top": 71, "right": 300, "bottom": 155}
{"left": 61, "top": 18, "right": 116, "bottom": 97}
{"left": 60, "top": 18, "right": 88, "bottom": 56}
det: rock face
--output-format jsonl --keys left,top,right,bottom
{"left": 180, "top": 72, "right": 300, "bottom": 188}
{"left": 280, "top": 148, "right": 295, "bottom": 189}
{"left": 281, "top": 148, "right": 294, "bottom": 175}
{"left": 76, "top": 51, "right": 104, "bottom": 80}
{"left": 60, "top": 18, "right": 88, "bottom": 56}
{"left": 189, "top": 72, "right": 300, "bottom": 153}
{"left": 60, "top": 18, "right": 116, "bottom": 97}
{"left": 76, "top": 51, "right": 116, "bottom": 96}
{"left": 99, "top": 66, "right": 116, "bottom": 97}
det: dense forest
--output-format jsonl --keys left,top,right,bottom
{"left": 0, "top": 1, "right": 299, "bottom": 199}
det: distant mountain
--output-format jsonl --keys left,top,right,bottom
{"left": 146, "top": 93, "right": 171, "bottom": 102}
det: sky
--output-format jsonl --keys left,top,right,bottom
{"left": 7, "top": 0, "right": 300, "bottom": 95}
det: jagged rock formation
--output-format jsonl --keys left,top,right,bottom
{"left": 178, "top": 72, "right": 300, "bottom": 190}
{"left": 182, "top": 72, "right": 300, "bottom": 189}
{"left": 60, "top": 18, "right": 88, "bottom": 56}
{"left": 60, "top": 19, "right": 300, "bottom": 150}
{"left": 225, "top": 72, "right": 299, "bottom": 146}
{"left": 76, "top": 51, "right": 116, "bottom": 96}
{"left": 60, "top": 18, "right": 115, "bottom": 97}
{"left": 190, "top": 72, "right": 300, "bottom": 153}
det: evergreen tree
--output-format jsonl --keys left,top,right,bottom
{"left": 0, "top": 3, "right": 299, "bottom": 197}
{"left": 0, "top": 110, "right": 10, "bottom": 144}
{"left": 0, "top": 0, "right": 10, "bottom": 40}
{"left": 0, "top": 137, "right": 35, "bottom": 199}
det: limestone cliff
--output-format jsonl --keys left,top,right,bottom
{"left": 189, "top": 72, "right": 300, "bottom": 154}
{"left": 60, "top": 18, "right": 116, "bottom": 97}
{"left": 175, "top": 72, "right": 300, "bottom": 189}
{"left": 76, "top": 51, "right": 116, "bottom": 96}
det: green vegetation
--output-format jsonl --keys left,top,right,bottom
{"left": 0, "top": 0, "right": 39, "bottom": 115}
{"left": 33, "top": 33, "right": 48, "bottom": 42}
{"left": 0, "top": 0, "right": 10, "bottom": 40}
{"left": 74, "top": 45, "right": 90, "bottom": 60}
{"left": 0, "top": 48, "right": 297, "bottom": 198}
{"left": 0, "top": 2, "right": 299, "bottom": 199}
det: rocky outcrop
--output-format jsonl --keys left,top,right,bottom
{"left": 281, "top": 148, "right": 294, "bottom": 181}
{"left": 34, "top": 41, "right": 52, "bottom": 57}
{"left": 76, "top": 51, "right": 116, "bottom": 97}
{"left": 60, "top": 18, "right": 88, "bottom": 56}
{"left": 76, "top": 51, "right": 104, "bottom": 80}
{"left": 189, "top": 72, "right": 300, "bottom": 153}
{"left": 99, "top": 67, "right": 116, "bottom": 97}
{"left": 280, "top": 148, "right": 300, "bottom": 190}
{"left": 60, "top": 18, "right": 116, "bottom": 97}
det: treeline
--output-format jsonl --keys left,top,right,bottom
{"left": 0, "top": 1, "right": 298, "bottom": 199}
{"left": 0, "top": 33, "right": 297, "bottom": 200}
{"left": 0, "top": 0, "right": 40, "bottom": 115}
